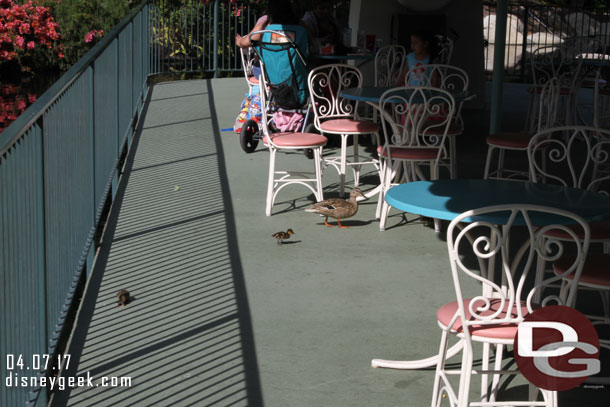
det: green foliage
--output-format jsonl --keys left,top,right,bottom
{"left": 54, "top": 0, "right": 132, "bottom": 67}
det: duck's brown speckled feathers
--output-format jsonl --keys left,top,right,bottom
{"left": 117, "top": 289, "right": 130, "bottom": 306}
{"left": 305, "top": 188, "right": 366, "bottom": 228}
{"left": 272, "top": 229, "right": 294, "bottom": 244}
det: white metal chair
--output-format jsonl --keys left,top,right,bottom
{"left": 239, "top": 46, "right": 259, "bottom": 95}
{"left": 375, "top": 45, "right": 406, "bottom": 87}
{"left": 258, "top": 74, "right": 327, "bottom": 216}
{"left": 434, "top": 204, "right": 590, "bottom": 407}
{"left": 593, "top": 69, "right": 610, "bottom": 129}
{"left": 308, "top": 64, "right": 381, "bottom": 197}
{"left": 376, "top": 86, "right": 455, "bottom": 231}
{"left": 484, "top": 77, "right": 560, "bottom": 180}
{"left": 528, "top": 126, "right": 610, "bottom": 339}
{"left": 435, "top": 34, "right": 454, "bottom": 65}
{"left": 526, "top": 45, "right": 582, "bottom": 132}
{"left": 370, "top": 45, "right": 407, "bottom": 124}
{"left": 405, "top": 64, "right": 473, "bottom": 178}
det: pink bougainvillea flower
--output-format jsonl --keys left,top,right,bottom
{"left": 18, "top": 22, "right": 30, "bottom": 34}
{"left": 26, "top": 40, "right": 34, "bottom": 49}
{"left": 27, "top": 93, "right": 36, "bottom": 103}
{"left": 84, "top": 31, "right": 93, "bottom": 43}
{"left": 16, "top": 99, "right": 26, "bottom": 110}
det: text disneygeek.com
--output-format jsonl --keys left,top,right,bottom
{"left": 5, "top": 372, "right": 132, "bottom": 391}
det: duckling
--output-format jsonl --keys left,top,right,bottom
{"left": 272, "top": 229, "right": 294, "bottom": 244}
{"left": 117, "top": 289, "right": 131, "bottom": 306}
{"left": 305, "top": 188, "right": 366, "bottom": 228}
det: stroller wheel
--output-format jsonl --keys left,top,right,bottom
{"left": 240, "top": 119, "right": 259, "bottom": 153}
{"left": 303, "top": 123, "right": 318, "bottom": 159}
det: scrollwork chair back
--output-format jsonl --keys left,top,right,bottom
{"left": 307, "top": 64, "right": 363, "bottom": 130}
{"left": 447, "top": 205, "right": 590, "bottom": 327}
{"left": 528, "top": 126, "right": 610, "bottom": 195}
{"left": 375, "top": 45, "right": 406, "bottom": 87}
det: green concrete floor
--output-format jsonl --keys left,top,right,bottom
{"left": 49, "top": 78, "right": 609, "bottom": 407}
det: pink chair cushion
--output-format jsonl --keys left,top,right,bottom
{"left": 554, "top": 254, "right": 610, "bottom": 286}
{"left": 377, "top": 146, "right": 439, "bottom": 160}
{"left": 437, "top": 298, "right": 530, "bottom": 340}
{"left": 248, "top": 76, "right": 259, "bottom": 85}
{"left": 486, "top": 132, "right": 531, "bottom": 149}
{"left": 544, "top": 219, "right": 610, "bottom": 240}
{"left": 320, "top": 118, "right": 379, "bottom": 134}
{"left": 263, "top": 132, "right": 327, "bottom": 147}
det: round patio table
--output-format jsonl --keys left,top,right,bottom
{"left": 385, "top": 179, "right": 610, "bottom": 225}
{"left": 312, "top": 53, "right": 375, "bottom": 61}
{"left": 311, "top": 53, "right": 375, "bottom": 68}
{"left": 373, "top": 178, "right": 610, "bottom": 371}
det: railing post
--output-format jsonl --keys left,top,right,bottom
{"left": 88, "top": 65, "right": 97, "bottom": 273}
{"left": 490, "top": 0, "right": 508, "bottom": 135}
{"left": 213, "top": 0, "right": 219, "bottom": 77}
{"left": 33, "top": 119, "right": 48, "bottom": 407}
{"left": 521, "top": 5, "right": 528, "bottom": 82}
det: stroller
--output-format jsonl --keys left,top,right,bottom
{"left": 239, "top": 23, "right": 315, "bottom": 153}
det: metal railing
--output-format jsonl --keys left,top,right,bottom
{"left": 0, "top": 3, "right": 150, "bottom": 406}
{"left": 150, "top": 0, "right": 258, "bottom": 75}
{"left": 483, "top": 1, "right": 610, "bottom": 81}
{"left": 0, "top": 0, "right": 258, "bottom": 405}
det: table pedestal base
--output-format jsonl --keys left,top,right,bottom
{"left": 371, "top": 342, "right": 463, "bottom": 369}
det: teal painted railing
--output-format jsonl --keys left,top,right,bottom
{"left": 0, "top": 3, "right": 150, "bottom": 406}
{"left": 150, "top": 0, "right": 257, "bottom": 75}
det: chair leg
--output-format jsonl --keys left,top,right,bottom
{"left": 353, "top": 134, "right": 360, "bottom": 187}
{"left": 314, "top": 147, "right": 324, "bottom": 202}
{"left": 379, "top": 163, "right": 394, "bottom": 231}
{"left": 431, "top": 330, "right": 451, "bottom": 407}
{"left": 489, "top": 344, "right": 504, "bottom": 402}
{"left": 340, "top": 134, "right": 348, "bottom": 197}
{"left": 457, "top": 341, "right": 474, "bottom": 407}
{"left": 430, "top": 161, "right": 441, "bottom": 232}
{"left": 480, "top": 342, "right": 491, "bottom": 403}
{"left": 449, "top": 134, "right": 458, "bottom": 179}
{"left": 497, "top": 149, "right": 505, "bottom": 179}
{"left": 483, "top": 145, "right": 494, "bottom": 179}
{"left": 266, "top": 148, "right": 277, "bottom": 216}
{"left": 375, "top": 158, "right": 386, "bottom": 220}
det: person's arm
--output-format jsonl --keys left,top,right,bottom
{"left": 236, "top": 17, "right": 268, "bottom": 48}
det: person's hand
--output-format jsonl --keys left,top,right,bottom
{"left": 235, "top": 33, "right": 244, "bottom": 47}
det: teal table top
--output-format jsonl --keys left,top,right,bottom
{"left": 312, "top": 53, "right": 375, "bottom": 60}
{"left": 385, "top": 179, "right": 610, "bottom": 225}
{"left": 340, "top": 87, "right": 472, "bottom": 103}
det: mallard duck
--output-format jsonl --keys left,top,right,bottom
{"left": 272, "top": 229, "right": 294, "bottom": 244}
{"left": 305, "top": 188, "right": 366, "bottom": 228}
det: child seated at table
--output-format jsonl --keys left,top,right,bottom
{"left": 397, "top": 29, "right": 439, "bottom": 86}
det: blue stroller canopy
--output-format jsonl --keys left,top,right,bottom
{"left": 253, "top": 24, "right": 310, "bottom": 109}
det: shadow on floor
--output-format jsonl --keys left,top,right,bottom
{"left": 50, "top": 80, "right": 262, "bottom": 407}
